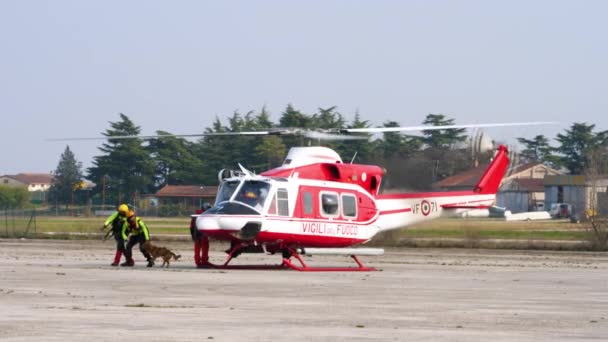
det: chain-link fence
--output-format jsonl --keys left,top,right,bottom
{"left": 1, "top": 208, "right": 37, "bottom": 238}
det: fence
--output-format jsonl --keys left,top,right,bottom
{"left": 26, "top": 203, "right": 199, "bottom": 218}
{"left": 1, "top": 208, "right": 37, "bottom": 238}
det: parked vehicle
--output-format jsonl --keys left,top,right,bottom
{"left": 533, "top": 202, "right": 545, "bottom": 211}
{"left": 549, "top": 203, "right": 573, "bottom": 218}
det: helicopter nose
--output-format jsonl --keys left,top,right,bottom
{"left": 196, "top": 215, "right": 262, "bottom": 240}
{"left": 196, "top": 215, "right": 221, "bottom": 231}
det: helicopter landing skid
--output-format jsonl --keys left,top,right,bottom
{"left": 282, "top": 251, "right": 376, "bottom": 272}
{"left": 198, "top": 246, "right": 377, "bottom": 272}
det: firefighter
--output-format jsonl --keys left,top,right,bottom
{"left": 102, "top": 204, "right": 130, "bottom": 266}
{"left": 122, "top": 210, "right": 154, "bottom": 267}
{"left": 191, "top": 203, "right": 211, "bottom": 268}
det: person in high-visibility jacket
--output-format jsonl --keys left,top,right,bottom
{"left": 103, "top": 204, "right": 130, "bottom": 266}
{"left": 123, "top": 211, "right": 154, "bottom": 267}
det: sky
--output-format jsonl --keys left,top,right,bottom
{"left": 1, "top": 0, "right": 607, "bottom": 175}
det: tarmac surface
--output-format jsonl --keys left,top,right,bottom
{"left": 0, "top": 239, "right": 607, "bottom": 341}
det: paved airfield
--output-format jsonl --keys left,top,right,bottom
{"left": 0, "top": 239, "right": 607, "bottom": 341}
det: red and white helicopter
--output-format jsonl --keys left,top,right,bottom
{"left": 54, "top": 121, "right": 553, "bottom": 271}
{"left": 187, "top": 122, "right": 551, "bottom": 271}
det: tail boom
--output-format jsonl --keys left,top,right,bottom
{"left": 373, "top": 145, "right": 509, "bottom": 232}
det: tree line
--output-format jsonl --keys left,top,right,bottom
{"left": 47, "top": 105, "right": 607, "bottom": 207}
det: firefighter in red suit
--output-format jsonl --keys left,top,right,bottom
{"left": 190, "top": 203, "right": 211, "bottom": 267}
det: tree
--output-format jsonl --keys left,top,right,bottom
{"left": 278, "top": 104, "right": 312, "bottom": 128}
{"left": 421, "top": 114, "right": 467, "bottom": 149}
{"left": 312, "top": 106, "right": 344, "bottom": 129}
{"left": 49, "top": 145, "right": 83, "bottom": 206}
{"left": 255, "top": 136, "right": 287, "bottom": 170}
{"left": 584, "top": 147, "right": 608, "bottom": 250}
{"left": 335, "top": 112, "right": 373, "bottom": 163}
{"left": 516, "top": 135, "right": 558, "bottom": 165}
{"left": 379, "top": 120, "right": 404, "bottom": 159}
{"left": 148, "top": 131, "right": 203, "bottom": 187}
{"left": 0, "top": 185, "right": 30, "bottom": 209}
{"left": 556, "top": 123, "right": 608, "bottom": 174}
{"left": 87, "top": 113, "right": 155, "bottom": 204}
{"left": 278, "top": 104, "right": 313, "bottom": 147}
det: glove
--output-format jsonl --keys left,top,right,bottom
{"left": 100, "top": 224, "right": 109, "bottom": 232}
{"left": 103, "top": 228, "right": 113, "bottom": 241}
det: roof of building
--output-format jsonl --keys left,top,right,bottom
{"left": 507, "top": 162, "right": 542, "bottom": 175}
{"left": 1, "top": 173, "right": 54, "bottom": 185}
{"left": 155, "top": 185, "right": 218, "bottom": 198}
{"left": 434, "top": 161, "right": 560, "bottom": 189}
{"left": 543, "top": 175, "right": 587, "bottom": 186}
{"left": 433, "top": 163, "right": 489, "bottom": 188}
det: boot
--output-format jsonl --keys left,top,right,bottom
{"left": 111, "top": 250, "right": 122, "bottom": 266}
{"left": 193, "top": 242, "right": 201, "bottom": 266}
{"left": 121, "top": 258, "right": 134, "bottom": 267}
{"left": 146, "top": 259, "right": 155, "bottom": 267}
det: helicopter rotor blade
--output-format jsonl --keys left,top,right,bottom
{"left": 304, "top": 131, "right": 369, "bottom": 141}
{"left": 342, "top": 121, "right": 559, "bottom": 134}
{"left": 47, "top": 128, "right": 367, "bottom": 141}
{"left": 47, "top": 121, "right": 558, "bottom": 141}
{"left": 46, "top": 131, "right": 272, "bottom": 141}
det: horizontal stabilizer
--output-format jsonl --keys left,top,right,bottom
{"left": 300, "top": 248, "right": 384, "bottom": 256}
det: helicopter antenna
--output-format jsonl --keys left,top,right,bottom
{"left": 237, "top": 163, "right": 255, "bottom": 177}
{"left": 350, "top": 151, "right": 358, "bottom": 164}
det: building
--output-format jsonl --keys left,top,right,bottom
{"left": 434, "top": 162, "right": 564, "bottom": 213}
{"left": 544, "top": 175, "right": 608, "bottom": 216}
{"left": 154, "top": 185, "right": 218, "bottom": 210}
{"left": 0, "top": 173, "right": 54, "bottom": 203}
{"left": 0, "top": 173, "right": 53, "bottom": 191}
{"left": 497, "top": 178, "right": 545, "bottom": 213}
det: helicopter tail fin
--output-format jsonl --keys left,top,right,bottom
{"left": 473, "top": 145, "right": 509, "bottom": 195}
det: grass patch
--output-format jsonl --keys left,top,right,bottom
{"left": 368, "top": 218, "right": 590, "bottom": 250}
{"left": 32, "top": 216, "right": 190, "bottom": 234}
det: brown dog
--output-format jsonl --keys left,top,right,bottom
{"left": 142, "top": 241, "right": 181, "bottom": 267}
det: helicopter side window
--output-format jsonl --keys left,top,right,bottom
{"left": 215, "top": 181, "right": 239, "bottom": 204}
{"left": 320, "top": 192, "right": 339, "bottom": 217}
{"left": 303, "top": 192, "right": 313, "bottom": 215}
{"left": 277, "top": 188, "right": 289, "bottom": 216}
{"left": 342, "top": 194, "right": 357, "bottom": 218}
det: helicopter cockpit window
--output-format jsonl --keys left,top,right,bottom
{"left": 215, "top": 181, "right": 239, "bottom": 204}
{"left": 235, "top": 180, "right": 271, "bottom": 210}
{"left": 320, "top": 192, "right": 339, "bottom": 216}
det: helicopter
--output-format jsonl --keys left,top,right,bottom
{"left": 196, "top": 143, "right": 508, "bottom": 271}
{"left": 188, "top": 122, "right": 554, "bottom": 271}
{"left": 52, "top": 121, "right": 554, "bottom": 271}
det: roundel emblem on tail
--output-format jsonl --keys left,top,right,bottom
{"left": 421, "top": 200, "right": 431, "bottom": 216}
